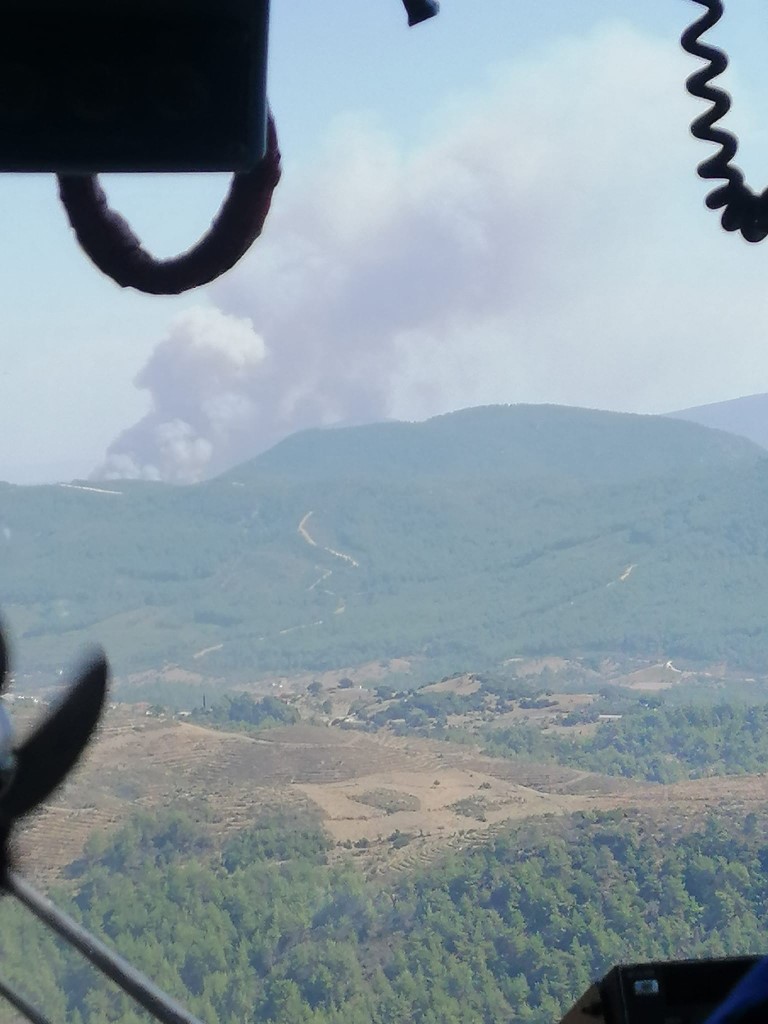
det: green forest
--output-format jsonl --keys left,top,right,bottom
{"left": 3, "top": 405, "right": 768, "bottom": 1024}
{"left": 188, "top": 693, "right": 300, "bottom": 731}
{"left": 3, "top": 405, "right": 768, "bottom": 683}
{"left": 340, "top": 667, "right": 768, "bottom": 783}
{"left": 483, "top": 703, "right": 768, "bottom": 782}
{"left": 1, "top": 805, "right": 767, "bottom": 1024}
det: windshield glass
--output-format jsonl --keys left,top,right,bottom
{"left": 2, "top": 2, "right": 768, "bottom": 1023}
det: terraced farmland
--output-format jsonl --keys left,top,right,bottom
{"left": 14, "top": 705, "right": 768, "bottom": 882}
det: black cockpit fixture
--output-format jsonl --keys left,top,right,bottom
{"left": 0, "top": 0, "right": 438, "bottom": 296}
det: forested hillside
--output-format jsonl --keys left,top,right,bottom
{"left": 234, "top": 404, "right": 758, "bottom": 483}
{"left": 484, "top": 702, "right": 768, "bottom": 782}
{"left": 348, "top": 670, "right": 768, "bottom": 783}
{"left": 1, "top": 404, "right": 767, "bottom": 682}
{"left": 2, "top": 806, "right": 767, "bottom": 1024}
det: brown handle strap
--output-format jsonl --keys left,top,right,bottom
{"left": 57, "top": 113, "right": 281, "bottom": 295}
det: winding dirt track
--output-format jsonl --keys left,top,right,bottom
{"left": 298, "top": 511, "right": 360, "bottom": 567}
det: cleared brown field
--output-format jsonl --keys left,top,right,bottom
{"left": 422, "top": 674, "right": 481, "bottom": 695}
{"left": 13, "top": 706, "right": 768, "bottom": 882}
{"left": 614, "top": 662, "right": 690, "bottom": 690}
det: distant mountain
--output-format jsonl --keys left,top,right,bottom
{"left": 670, "top": 393, "right": 768, "bottom": 450}
{"left": 2, "top": 404, "right": 768, "bottom": 683}
{"left": 232, "top": 404, "right": 761, "bottom": 483}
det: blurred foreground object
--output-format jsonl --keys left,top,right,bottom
{"left": 0, "top": 626, "right": 107, "bottom": 883}
{"left": 0, "top": 0, "right": 277, "bottom": 294}
{"left": 0, "top": 625, "right": 207, "bottom": 1024}
{"left": 681, "top": 0, "right": 768, "bottom": 242}
{"left": 57, "top": 114, "right": 281, "bottom": 295}
{"left": 559, "top": 956, "right": 761, "bottom": 1024}
{"left": 0, "top": 0, "right": 437, "bottom": 293}
{"left": 402, "top": 0, "right": 440, "bottom": 26}
{"left": 0, "top": 0, "right": 270, "bottom": 173}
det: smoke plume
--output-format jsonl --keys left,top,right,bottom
{"left": 97, "top": 307, "right": 268, "bottom": 481}
{"left": 96, "top": 23, "right": 768, "bottom": 483}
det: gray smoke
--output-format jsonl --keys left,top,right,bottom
{"left": 95, "top": 23, "right": 768, "bottom": 483}
{"left": 96, "top": 307, "right": 268, "bottom": 482}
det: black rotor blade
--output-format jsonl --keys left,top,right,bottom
{"left": 2, "top": 654, "right": 108, "bottom": 820}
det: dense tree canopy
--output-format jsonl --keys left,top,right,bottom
{"left": 1, "top": 805, "right": 767, "bottom": 1024}
{"left": 484, "top": 703, "right": 768, "bottom": 782}
{"left": 2, "top": 406, "right": 768, "bottom": 683}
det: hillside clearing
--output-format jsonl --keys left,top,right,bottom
{"left": 14, "top": 709, "right": 768, "bottom": 883}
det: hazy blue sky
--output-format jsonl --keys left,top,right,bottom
{"left": 3, "top": 1, "right": 768, "bottom": 482}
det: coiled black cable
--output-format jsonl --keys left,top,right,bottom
{"left": 681, "top": 0, "right": 768, "bottom": 242}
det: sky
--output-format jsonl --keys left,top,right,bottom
{"left": 4, "top": 1, "right": 768, "bottom": 482}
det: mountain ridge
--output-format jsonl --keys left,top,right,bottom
{"left": 670, "top": 392, "right": 768, "bottom": 450}
{"left": 1, "top": 403, "right": 767, "bottom": 682}
{"left": 219, "top": 403, "right": 763, "bottom": 484}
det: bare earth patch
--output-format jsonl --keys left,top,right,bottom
{"left": 615, "top": 662, "right": 690, "bottom": 691}
{"left": 422, "top": 674, "right": 481, "bottom": 695}
{"left": 14, "top": 706, "right": 768, "bottom": 882}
